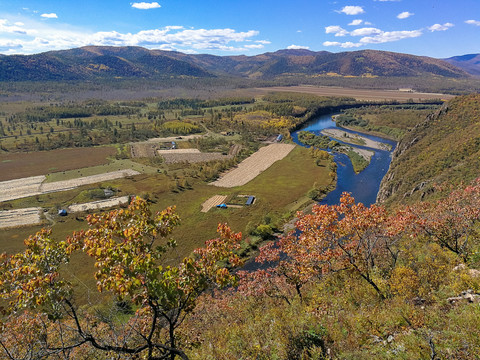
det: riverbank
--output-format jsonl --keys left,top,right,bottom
{"left": 321, "top": 128, "right": 391, "bottom": 151}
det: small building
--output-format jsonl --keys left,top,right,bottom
{"left": 103, "top": 188, "right": 115, "bottom": 198}
{"left": 276, "top": 134, "right": 283, "bottom": 142}
{"left": 58, "top": 209, "right": 67, "bottom": 216}
{"left": 245, "top": 196, "right": 255, "bottom": 206}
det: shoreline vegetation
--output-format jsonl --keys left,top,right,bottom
{"left": 296, "top": 129, "right": 382, "bottom": 174}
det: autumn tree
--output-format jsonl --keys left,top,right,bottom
{"left": 240, "top": 193, "right": 399, "bottom": 302}
{"left": 0, "top": 197, "right": 242, "bottom": 360}
{"left": 398, "top": 179, "right": 480, "bottom": 261}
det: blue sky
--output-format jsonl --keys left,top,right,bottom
{"left": 0, "top": 0, "right": 479, "bottom": 57}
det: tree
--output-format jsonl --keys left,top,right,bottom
{"left": 398, "top": 179, "right": 480, "bottom": 261}
{"left": 0, "top": 198, "right": 242, "bottom": 359}
{"left": 240, "top": 193, "right": 398, "bottom": 302}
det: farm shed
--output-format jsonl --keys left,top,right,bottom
{"left": 245, "top": 196, "right": 255, "bottom": 206}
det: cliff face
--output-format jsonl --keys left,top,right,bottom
{"left": 377, "top": 95, "right": 480, "bottom": 205}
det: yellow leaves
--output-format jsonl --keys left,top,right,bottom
{"left": 389, "top": 266, "right": 420, "bottom": 299}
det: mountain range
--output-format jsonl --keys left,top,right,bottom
{"left": 0, "top": 46, "right": 476, "bottom": 82}
{"left": 443, "top": 54, "right": 480, "bottom": 76}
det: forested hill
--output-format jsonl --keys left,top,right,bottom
{"left": 377, "top": 93, "right": 480, "bottom": 205}
{"left": 444, "top": 53, "right": 480, "bottom": 76}
{"left": 0, "top": 46, "right": 470, "bottom": 81}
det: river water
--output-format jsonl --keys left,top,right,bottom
{"left": 291, "top": 113, "right": 396, "bottom": 207}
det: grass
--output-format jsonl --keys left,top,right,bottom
{"left": 0, "top": 145, "right": 333, "bottom": 265}
{"left": 45, "top": 158, "right": 160, "bottom": 182}
{"left": 346, "top": 150, "right": 370, "bottom": 174}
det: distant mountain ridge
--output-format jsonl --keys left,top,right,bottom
{"left": 0, "top": 46, "right": 471, "bottom": 81}
{"left": 443, "top": 54, "right": 480, "bottom": 76}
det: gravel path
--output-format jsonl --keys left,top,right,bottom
{"left": 211, "top": 143, "right": 295, "bottom": 188}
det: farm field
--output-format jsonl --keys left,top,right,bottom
{"left": 0, "top": 146, "right": 333, "bottom": 261}
{"left": 160, "top": 151, "right": 230, "bottom": 164}
{"left": 68, "top": 196, "right": 130, "bottom": 213}
{"left": 0, "top": 169, "right": 140, "bottom": 202}
{"left": 211, "top": 143, "right": 295, "bottom": 188}
{"left": 256, "top": 86, "right": 456, "bottom": 101}
{"left": 201, "top": 195, "right": 228, "bottom": 213}
{"left": 0, "top": 146, "right": 117, "bottom": 181}
{"left": 0, "top": 207, "right": 42, "bottom": 229}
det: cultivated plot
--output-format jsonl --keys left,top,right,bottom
{"left": 68, "top": 196, "right": 130, "bottom": 213}
{"left": 0, "top": 207, "right": 42, "bottom": 229}
{"left": 211, "top": 144, "right": 295, "bottom": 188}
{"left": 201, "top": 195, "right": 228, "bottom": 213}
{"left": 0, "top": 169, "right": 140, "bottom": 203}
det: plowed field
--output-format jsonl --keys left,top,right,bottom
{"left": 211, "top": 144, "right": 295, "bottom": 188}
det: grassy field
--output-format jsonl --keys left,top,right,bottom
{"left": 45, "top": 158, "right": 160, "bottom": 182}
{"left": 0, "top": 145, "right": 333, "bottom": 260}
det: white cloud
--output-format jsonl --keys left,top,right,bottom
{"left": 244, "top": 44, "right": 265, "bottom": 49}
{"left": 348, "top": 19, "right": 363, "bottom": 26}
{"left": 41, "top": 13, "right": 58, "bottom": 19}
{"left": 0, "top": 20, "right": 266, "bottom": 55}
{"left": 323, "top": 41, "right": 362, "bottom": 48}
{"left": 350, "top": 27, "right": 382, "bottom": 36}
{"left": 397, "top": 12, "right": 414, "bottom": 19}
{"left": 428, "top": 23, "right": 454, "bottom": 32}
{"left": 360, "top": 30, "right": 422, "bottom": 44}
{"left": 0, "top": 19, "right": 29, "bottom": 35}
{"left": 338, "top": 6, "right": 365, "bottom": 15}
{"left": 131, "top": 2, "right": 161, "bottom": 10}
{"left": 325, "top": 25, "right": 348, "bottom": 37}
{"left": 287, "top": 44, "right": 309, "bottom": 50}
{"left": 465, "top": 20, "right": 480, "bottom": 26}
{"left": 324, "top": 28, "right": 422, "bottom": 49}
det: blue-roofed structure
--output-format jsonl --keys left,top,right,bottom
{"left": 276, "top": 134, "right": 283, "bottom": 142}
{"left": 245, "top": 196, "right": 255, "bottom": 206}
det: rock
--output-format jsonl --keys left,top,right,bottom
{"left": 468, "top": 269, "right": 480, "bottom": 278}
{"left": 387, "top": 335, "right": 394, "bottom": 343}
{"left": 453, "top": 264, "right": 467, "bottom": 271}
{"left": 448, "top": 289, "right": 480, "bottom": 304}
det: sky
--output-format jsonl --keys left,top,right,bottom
{"left": 0, "top": 0, "right": 479, "bottom": 58}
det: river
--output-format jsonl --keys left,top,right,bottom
{"left": 291, "top": 113, "right": 396, "bottom": 207}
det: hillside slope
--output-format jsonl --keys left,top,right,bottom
{"left": 0, "top": 46, "right": 470, "bottom": 81}
{"left": 377, "top": 93, "right": 480, "bottom": 205}
{"left": 444, "top": 54, "right": 480, "bottom": 76}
